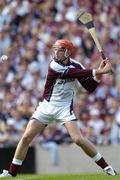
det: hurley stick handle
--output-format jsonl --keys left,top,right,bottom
{"left": 100, "top": 51, "right": 106, "bottom": 60}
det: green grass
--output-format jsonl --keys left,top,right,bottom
{"left": 1, "top": 173, "right": 120, "bottom": 180}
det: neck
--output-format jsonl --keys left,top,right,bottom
{"left": 54, "top": 57, "right": 70, "bottom": 65}
{"left": 61, "top": 57, "right": 70, "bottom": 65}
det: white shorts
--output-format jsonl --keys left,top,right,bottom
{"left": 32, "top": 99, "right": 76, "bottom": 125}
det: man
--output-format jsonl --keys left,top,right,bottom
{"left": 0, "top": 39, "right": 117, "bottom": 177}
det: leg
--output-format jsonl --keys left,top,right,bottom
{"left": 64, "top": 121, "right": 97, "bottom": 157}
{"left": 64, "top": 120, "right": 117, "bottom": 175}
{"left": 0, "top": 118, "right": 46, "bottom": 177}
{"left": 14, "top": 118, "right": 45, "bottom": 161}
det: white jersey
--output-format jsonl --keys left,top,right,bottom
{"left": 42, "top": 58, "right": 96, "bottom": 106}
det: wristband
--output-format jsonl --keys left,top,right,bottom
{"left": 92, "top": 69, "right": 96, "bottom": 77}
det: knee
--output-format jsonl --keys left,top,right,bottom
{"left": 71, "top": 135, "right": 84, "bottom": 146}
{"left": 21, "top": 134, "right": 32, "bottom": 145}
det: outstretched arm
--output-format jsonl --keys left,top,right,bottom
{"left": 49, "top": 60, "right": 94, "bottom": 79}
{"left": 48, "top": 59, "right": 113, "bottom": 81}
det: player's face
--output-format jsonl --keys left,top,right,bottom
{"left": 52, "top": 46, "right": 67, "bottom": 62}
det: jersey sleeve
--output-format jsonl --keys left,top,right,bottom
{"left": 50, "top": 61, "right": 93, "bottom": 79}
{"left": 78, "top": 77, "right": 99, "bottom": 93}
{"left": 76, "top": 62, "right": 99, "bottom": 92}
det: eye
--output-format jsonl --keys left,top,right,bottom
{"left": 53, "top": 47, "right": 66, "bottom": 53}
{"left": 58, "top": 48, "right": 66, "bottom": 52}
{"left": 59, "top": 49, "right": 64, "bottom": 52}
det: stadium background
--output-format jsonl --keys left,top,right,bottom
{"left": 0, "top": 0, "right": 120, "bottom": 174}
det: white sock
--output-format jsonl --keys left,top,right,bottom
{"left": 12, "top": 158, "right": 23, "bottom": 165}
{"left": 92, "top": 152, "right": 102, "bottom": 162}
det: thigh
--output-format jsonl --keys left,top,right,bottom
{"left": 22, "top": 118, "right": 46, "bottom": 139}
{"left": 64, "top": 121, "right": 82, "bottom": 139}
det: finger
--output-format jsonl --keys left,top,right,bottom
{"left": 100, "top": 60, "right": 106, "bottom": 65}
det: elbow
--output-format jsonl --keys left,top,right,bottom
{"left": 86, "top": 86, "right": 98, "bottom": 93}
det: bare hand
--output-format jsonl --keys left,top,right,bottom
{"left": 102, "top": 60, "right": 114, "bottom": 74}
{"left": 96, "top": 59, "right": 114, "bottom": 75}
{"left": 95, "top": 59, "right": 111, "bottom": 80}
{"left": 95, "top": 60, "right": 106, "bottom": 80}
{"left": 98, "top": 60, "right": 106, "bottom": 69}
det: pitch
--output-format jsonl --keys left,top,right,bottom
{"left": 1, "top": 173, "right": 120, "bottom": 180}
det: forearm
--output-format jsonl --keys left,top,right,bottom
{"left": 93, "top": 68, "right": 112, "bottom": 76}
{"left": 48, "top": 66, "right": 105, "bottom": 80}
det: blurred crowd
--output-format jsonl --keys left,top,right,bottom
{"left": 0, "top": 0, "right": 120, "bottom": 155}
